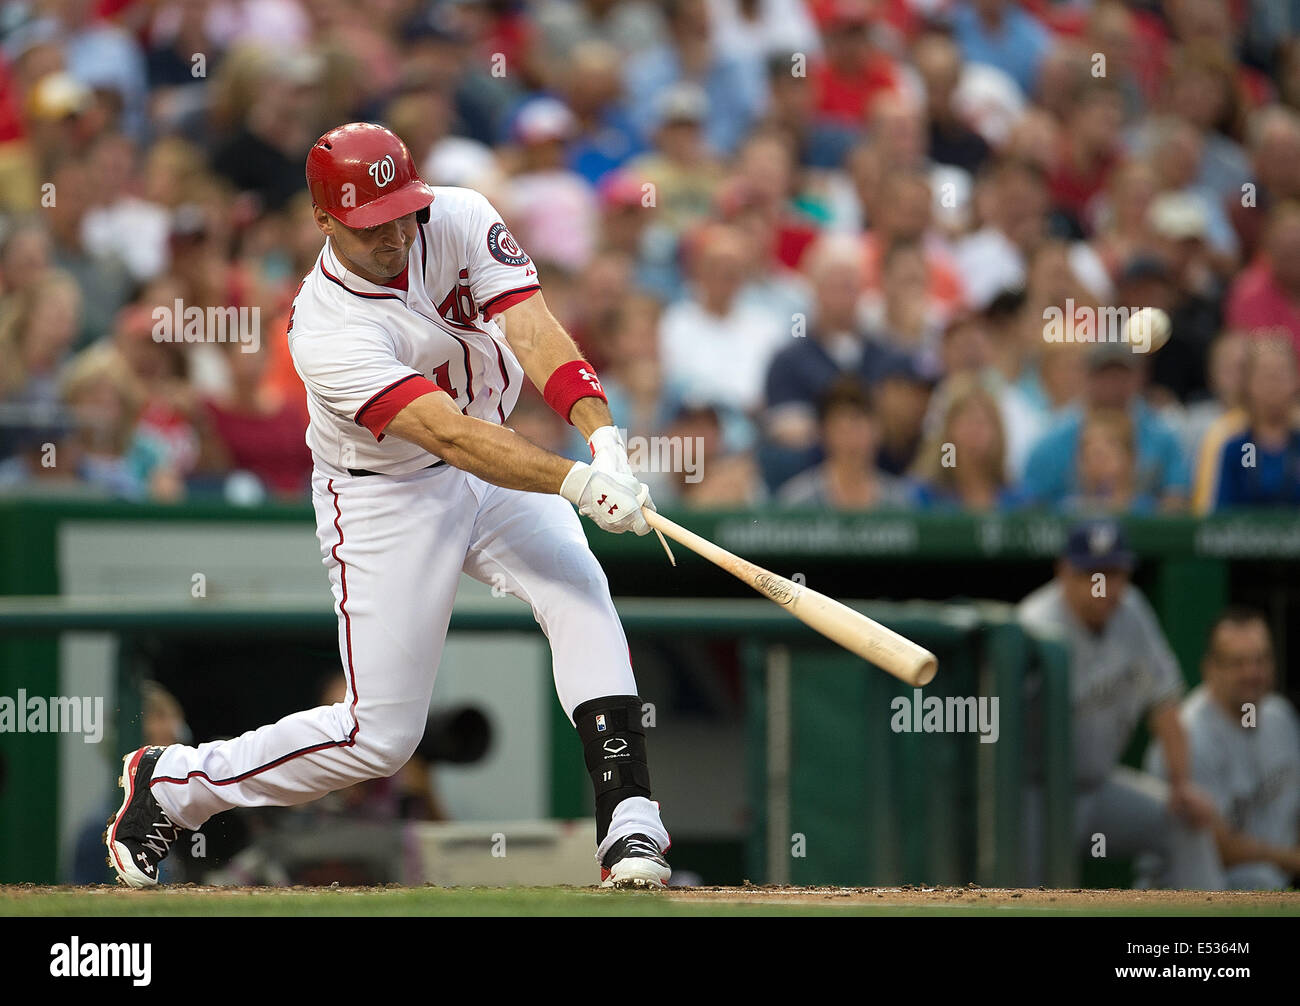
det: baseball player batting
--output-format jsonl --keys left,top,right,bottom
{"left": 106, "top": 122, "right": 672, "bottom": 889}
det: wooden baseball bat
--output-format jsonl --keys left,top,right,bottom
{"left": 643, "top": 510, "right": 938, "bottom": 687}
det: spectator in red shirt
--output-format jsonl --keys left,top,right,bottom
{"left": 1049, "top": 84, "right": 1124, "bottom": 235}
{"left": 1165, "top": 0, "right": 1274, "bottom": 109}
{"left": 810, "top": 0, "right": 901, "bottom": 127}
{"left": 1226, "top": 203, "right": 1300, "bottom": 359}
{"left": 1229, "top": 106, "right": 1300, "bottom": 263}
{"left": 203, "top": 344, "right": 312, "bottom": 499}
{"left": 719, "top": 127, "right": 821, "bottom": 271}
{"left": 0, "top": 54, "right": 39, "bottom": 212}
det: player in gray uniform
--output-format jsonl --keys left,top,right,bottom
{"left": 1017, "top": 519, "right": 1224, "bottom": 888}
{"left": 1143, "top": 607, "right": 1300, "bottom": 889}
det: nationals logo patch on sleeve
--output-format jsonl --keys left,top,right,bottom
{"left": 486, "top": 221, "right": 531, "bottom": 266}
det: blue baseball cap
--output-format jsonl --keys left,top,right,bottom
{"left": 879, "top": 349, "right": 942, "bottom": 387}
{"left": 1062, "top": 519, "right": 1134, "bottom": 571}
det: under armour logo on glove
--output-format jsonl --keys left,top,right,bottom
{"left": 559, "top": 462, "right": 652, "bottom": 536}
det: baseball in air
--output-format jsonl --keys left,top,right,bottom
{"left": 1125, "top": 307, "right": 1171, "bottom": 354}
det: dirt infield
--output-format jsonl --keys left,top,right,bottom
{"left": 4, "top": 883, "right": 1293, "bottom": 905}
{"left": 669, "top": 884, "right": 1299, "bottom": 911}
{"left": 2, "top": 883, "right": 1297, "bottom": 916}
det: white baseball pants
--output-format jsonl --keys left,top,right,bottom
{"left": 150, "top": 464, "right": 669, "bottom": 860}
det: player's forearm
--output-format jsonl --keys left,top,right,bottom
{"left": 569, "top": 397, "right": 615, "bottom": 439}
{"left": 1150, "top": 705, "right": 1192, "bottom": 787}
{"left": 500, "top": 293, "right": 611, "bottom": 438}
{"left": 503, "top": 296, "right": 581, "bottom": 387}
{"left": 441, "top": 420, "right": 572, "bottom": 493}
{"left": 386, "top": 394, "right": 571, "bottom": 493}
{"left": 1214, "top": 824, "right": 1300, "bottom": 873}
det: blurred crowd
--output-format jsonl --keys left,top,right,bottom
{"left": 2, "top": 0, "right": 1300, "bottom": 512}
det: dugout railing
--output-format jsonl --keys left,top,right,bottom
{"left": 0, "top": 593, "right": 1071, "bottom": 886}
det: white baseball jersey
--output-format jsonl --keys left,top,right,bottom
{"left": 1017, "top": 584, "right": 1224, "bottom": 889}
{"left": 1018, "top": 581, "right": 1185, "bottom": 788}
{"left": 288, "top": 186, "right": 541, "bottom": 475}
{"left": 1145, "top": 685, "right": 1300, "bottom": 888}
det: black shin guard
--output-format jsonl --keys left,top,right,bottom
{"left": 573, "top": 695, "right": 652, "bottom": 844}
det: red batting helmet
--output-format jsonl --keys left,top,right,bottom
{"left": 305, "top": 122, "right": 435, "bottom": 228}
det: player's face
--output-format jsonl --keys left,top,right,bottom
{"left": 1058, "top": 561, "right": 1128, "bottom": 631}
{"left": 822, "top": 405, "right": 876, "bottom": 461}
{"left": 315, "top": 207, "right": 417, "bottom": 283}
{"left": 1087, "top": 363, "right": 1139, "bottom": 410}
{"left": 1206, "top": 620, "right": 1273, "bottom": 710}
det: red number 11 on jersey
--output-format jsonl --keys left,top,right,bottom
{"left": 431, "top": 361, "right": 459, "bottom": 400}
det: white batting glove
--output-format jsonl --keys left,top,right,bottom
{"left": 560, "top": 461, "right": 654, "bottom": 535}
{"left": 585, "top": 425, "right": 676, "bottom": 563}
{"left": 588, "top": 425, "right": 633, "bottom": 477}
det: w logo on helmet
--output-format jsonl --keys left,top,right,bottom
{"left": 307, "top": 122, "right": 435, "bottom": 228}
{"left": 368, "top": 155, "right": 396, "bottom": 188}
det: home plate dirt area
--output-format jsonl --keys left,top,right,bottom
{"left": 2, "top": 884, "right": 1297, "bottom": 917}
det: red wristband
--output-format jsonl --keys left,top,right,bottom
{"left": 542, "top": 359, "right": 607, "bottom": 425}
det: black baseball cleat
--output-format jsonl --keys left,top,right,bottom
{"left": 600, "top": 833, "right": 671, "bottom": 889}
{"left": 105, "top": 746, "right": 183, "bottom": 888}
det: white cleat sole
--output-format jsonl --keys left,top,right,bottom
{"left": 601, "top": 856, "right": 671, "bottom": 889}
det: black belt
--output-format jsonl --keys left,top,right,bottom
{"left": 348, "top": 460, "right": 446, "bottom": 477}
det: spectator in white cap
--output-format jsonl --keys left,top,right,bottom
{"left": 1143, "top": 195, "right": 1225, "bottom": 404}
{"left": 501, "top": 97, "right": 599, "bottom": 271}
{"left": 1136, "top": 116, "right": 1240, "bottom": 270}
{"left": 624, "top": 83, "right": 726, "bottom": 239}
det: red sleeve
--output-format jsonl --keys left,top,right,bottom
{"left": 481, "top": 284, "right": 540, "bottom": 320}
{"left": 354, "top": 374, "right": 441, "bottom": 439}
